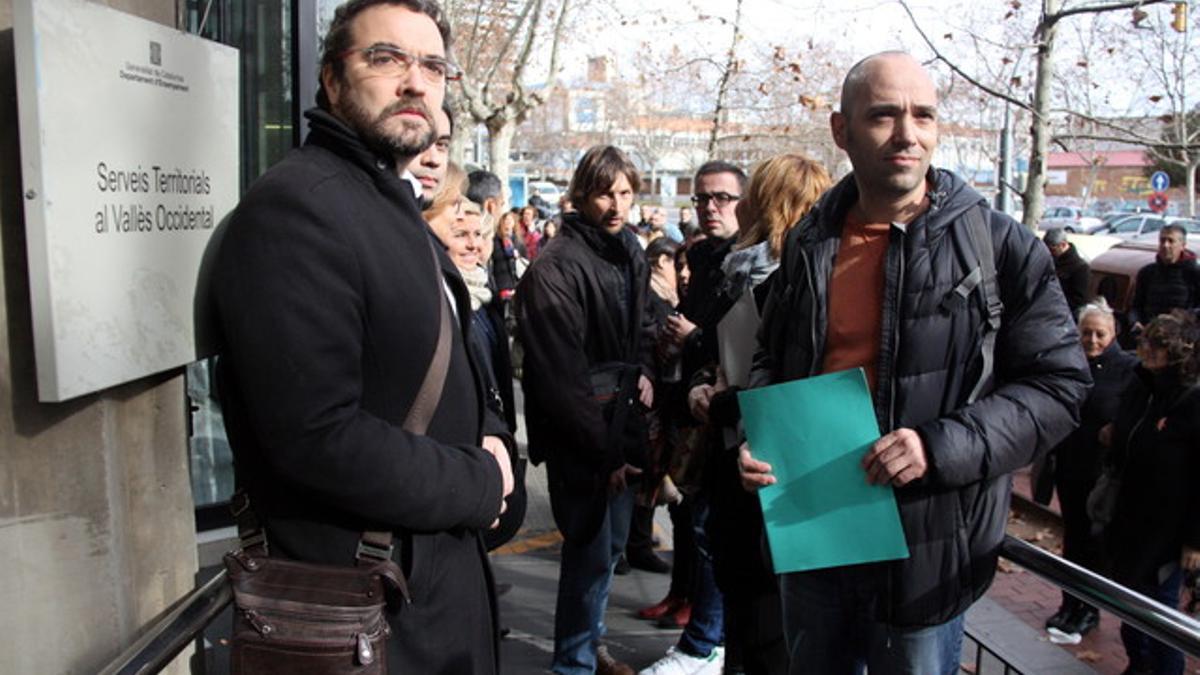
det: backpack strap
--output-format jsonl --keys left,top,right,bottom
{"left": 941, "top": 205, "right": 1003, "bottom": 405}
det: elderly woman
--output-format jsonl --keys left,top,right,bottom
{"left": 1103, "top": 310, "right": 1200, "bottom": 675}
{"left": 1044, "top": 300, "right": 1138, "bottom": 637}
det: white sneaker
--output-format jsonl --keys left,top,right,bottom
{"left": 637, "top": 645, "right": 724, "bottom": 675}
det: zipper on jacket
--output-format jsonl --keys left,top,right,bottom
{"left": 888, "top": 244, "right": 906, "bottom": 431}
{"left": 800, "top": 247, "right": 821, "bottom": 376}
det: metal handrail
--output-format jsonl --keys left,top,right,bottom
{"left": 96, "top": 570, "right": 232, "bottom": 675}
{"left": 1001, "top": 534, "right": 1200, "bottom": 657}
{"left": 94, "top": 536, "right": 1200, "bottom": 674}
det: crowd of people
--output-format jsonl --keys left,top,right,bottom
{"left": 205, "top": 1, "right": 1200, "bottom": 674}
{"left": 1041, "top": 222, "right": 1200, "bottom": 675}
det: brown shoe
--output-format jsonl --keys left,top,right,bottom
{"left": 596, "top": 645, "right": 634, "bottom": 675}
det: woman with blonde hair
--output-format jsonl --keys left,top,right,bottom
{"left": 422, "top": 161, "right": 468, "bottom": 240}
{"left": 723, "top": 153, "right": 832, "bottom": 295}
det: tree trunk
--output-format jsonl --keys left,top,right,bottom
{"left": 1188, "top": 158, "right": 1197, "bottom": 217}
{"left": 1022, "top": 0, "right": 1059, "bottom": 230}
{"left": 487, "top": 120, "right": 517, "bottom": 201}
{"left": 706, "top": 0, "right": 743, "bottom": 159}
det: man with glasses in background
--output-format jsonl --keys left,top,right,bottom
{"left": 211, "top": 1, "right": 514, "bottom": 672}
{"left": 644, "top": 161, "right": 747, "bottom": 675}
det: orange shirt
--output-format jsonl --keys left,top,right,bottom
{"left": 821, "top": 211, "right": 890, "bottom": 392}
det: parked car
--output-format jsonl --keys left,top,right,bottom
{"left": 1126, "top": 217, "right": 1200, "bottom": 244}
{"left": 527, "top": 180, "right": 563, "bottom": 205}
{"left": 1089, "top": 240, "right": 1157, "bottom": 313}
{"left": 1103, "top": 214, "right": 1200, "bottom": 241}
{"left": 1040, "top": 205, "right": 1104, "bottom": 233}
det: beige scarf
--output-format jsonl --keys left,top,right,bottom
{"left": 462, "top": 264, "right": 493, "bottom": 312}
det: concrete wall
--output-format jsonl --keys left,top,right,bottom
{"left": 0, "top": 1, "right": 199, "bottom": 673}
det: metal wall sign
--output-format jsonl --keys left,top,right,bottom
{"left": 14, "top": 0, "right": 239, "bottom": 402}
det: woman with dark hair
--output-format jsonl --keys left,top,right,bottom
{"left": 491, "top": 210, "right": 527, "bottom": 300}
{"left": 1044, "top": 299, "right": 1138, "bottom": 637}
{"left": 1102, "top": 309, "right": 1200, "bottom": 675}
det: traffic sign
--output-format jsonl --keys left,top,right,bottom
{"left": 1149, "top": 191, "right": 1169, "bottom": 214}
{"left": 1151, "top": 170, "right": 1171, "bottom": 193}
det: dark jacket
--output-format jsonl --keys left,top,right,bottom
{"left": 1054, "top": 342, "right": 1138, "bottom": 483}
{"left": 516, "top": 212, "right": 652, "bottom": 538}
{"left": 213, "top": 109, "right": 505, "bottom": 673}
{"left": 751, "top": 169, "right": 1091, "bottom": 626}
{"left": 1107, "top": 368, "right": 1200, "bottom": 588}
{"left": 678, "top": 235, "right": 739, "bottom": 379}
{"left": 491, "top": 235, "right": 525, "bottom": 294}
{"left": 1054, "top": 242, "right": 1091, "bottom": 318}
{"left": 1130, "top": 257, "right": 1200, "bottom": 326}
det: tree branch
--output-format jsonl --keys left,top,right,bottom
{"left": 897, "top": 0, "right": 1036, "bottom": 115}
{"left": 1052, "top": 132, "right": 1197, "bottom": 151}
{"left": 1047, "top": 0, "right": 1170, "bottom": 25}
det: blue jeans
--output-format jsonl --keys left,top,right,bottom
{"left": 677, "top": 496, "right": 724, "bottom": 658}
{"left": 1120, "top": 564, "right": 1184, "bottom": 675}
{"left": 780, "top": 567, "right": 965, "bottom": 675}
{"left": 551, "top": 487, "right": 634, "bottom": 674}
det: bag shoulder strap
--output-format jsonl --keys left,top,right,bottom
{"left": 360, "top": 233, "right": 453, "bottom": 564}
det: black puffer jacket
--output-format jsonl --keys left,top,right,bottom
{"left": 516, "top": 213, "right": 653, "bottom": 536}
{"left": 751, "top": 169, "right": 1091, "bottom": 626}
{"left": 1130, "top": 257, "right": 1200, "bottom": 327}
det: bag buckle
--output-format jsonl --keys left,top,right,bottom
{"left": 356, "top": 539, "right": 393, "bottom": 562}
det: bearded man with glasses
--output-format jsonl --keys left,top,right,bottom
{"left": 209, "top": 1, "right": 514, "bottom": 672}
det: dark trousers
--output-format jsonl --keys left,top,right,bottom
{"left": 1120, "top": 565, "right": 1185, "bottom": 675}
{"left": 724, "top": 585, "right": 789, "bottom": 674}
{"left": 668, "top": 500, "right": 696, "bottom": 599}
{"left": 1057, "top": 477, "right": 1104, "bottom": 612}
{"left": 627, "top": 502, "right": 656, "bottom": 558}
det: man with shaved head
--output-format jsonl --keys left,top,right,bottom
{"left": 738, "top": 52, "right": 1090, "bottom": 673}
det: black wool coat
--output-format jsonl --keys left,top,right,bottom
{"left": 213, "top": 109, "right": 505, "bottom": 674}
{"left": 1053, "top": 243, "right": 1091, "bottom": 318}
{"left": 1107, "top": 367, "right": 1200, "bottom": 588}
{"left": 1054, "top": 342, "right": 1138, "bottom": 484}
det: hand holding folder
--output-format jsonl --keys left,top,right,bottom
{"left": 737, "top": 368, "right": 910, "bottom": 574}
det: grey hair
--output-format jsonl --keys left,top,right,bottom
{"left": 1077, "top": 297, "right": 1115, "bottom": 326}
{"left": 1162, "top": 223, "right": 1188, "bottom": 241}
{"left": 1043, "top": 227, "right": 1068, "bottom": 246}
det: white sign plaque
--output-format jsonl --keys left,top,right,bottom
{"left": 14, "top": 0, "right": 239, "bottom": 402}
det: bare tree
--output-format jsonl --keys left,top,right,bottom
{"left": 445, "top": 0, "right": 572, "bottom": 190}
{"left": 900, "top": 0, "right": 1175, "bottom": 228}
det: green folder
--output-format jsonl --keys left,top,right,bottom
{"left": 737, "top": 368, "right": 909, "bottom": 574}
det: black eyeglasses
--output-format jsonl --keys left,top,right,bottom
{"left": 341, "top": 44, "right": 463, "bottom": 82}
{"left": 691, "top": 192, "right": 741, "bottom": 207}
